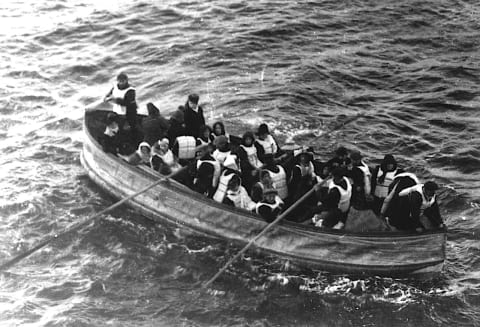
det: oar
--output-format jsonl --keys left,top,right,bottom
{"left": 7, "top": 99, "right": 106, "bottom": 138}
{"left": 0, "top": 166, "right": 188, "bottom": 272}
{"left": 309, "top": 113, "right": 365, "bottom": 145}
{"left": 202, "top": 178, "right": 328, "bottom": 289}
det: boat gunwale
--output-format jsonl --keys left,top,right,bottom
{"left": 83, "top": 110, "right": 447, "bottom": 241}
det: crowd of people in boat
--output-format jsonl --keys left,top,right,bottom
{"left": 97, "top": 73, "right": 445, "bottom": 233}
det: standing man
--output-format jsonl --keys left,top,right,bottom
{"left": 184, "top": 93, "right": 205, "bottom": 138}
{"left": 104, "top": 72, "right": 138, "bottom": 133}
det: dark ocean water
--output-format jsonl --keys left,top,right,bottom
{"left": 1, "top": 0, "right": 480, "bottom": 326}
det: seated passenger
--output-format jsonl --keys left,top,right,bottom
{"left": 193, "top": 144, "right": 221, "bottom": 197}
{"left": 167, "top": 106, "right": 186, "bottom": 145}
{"left": 142, "top": 102, "right": 170, "bottom": 146}
{"left": 382, "top": 181, "right": 444, "bottom": 231}
{"left": 213, "top": 154, "right": 241, "bottom": 203}
{"left": 212, "top": 121, "right": 230, "bottom": 140}
{"left": 262, "top": 154, "right": 288, "bottom": 200}
{"left": 312, "top": 167, "right": 352, "bottom": 229}
{"left": 237, "top": 131, "right": 263, "bottom": 192}
{"left": 289, "top": 150, "right": 319, "bottom": 202}
{"left": 370, "top": 154, "right": 403, "bottom": 214}
{"left": 151, "top": 138, "right": 181, "bottom": 175}
{"left": 251, "top": 169, "right": 274, "bottom": 203}
{"left": 222, "top": 175, "right": 257, "bottom": 211}
{"left": 325, "top": 146, "right": 351, "bottom": 170}
{"left": 196, "top": 125, "right": 214, "bottom": 147}
{"left": 99, "top": 113, "right": 121, "bottom": 155}
{"left": 347, "top": 151, "right": 372, "bottom": 210}
{"left": 380, "top": 172, "right": 419, "bottom": 225}
{"left": 254, "top": 123, "right": 285, "bottom": 163}
{"left": 212, "top": 135, "right": 231, "bottom": 167}
{"left": 120, "top": 141, "right": 152, "bottom": 166}
{"left": 255, "top": 188, "right": 284, "bottom": 223}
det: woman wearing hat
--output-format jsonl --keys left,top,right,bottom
{"left": 255, "top": 188, "right": 284, "bottom": 222}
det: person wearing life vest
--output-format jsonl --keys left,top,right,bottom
{"left": 212, "top": 135, "right": 231, "bottom": 167}
{"left": 184, "top": 93, "right": 205, "bottom": 138}
{"left": 222, "top": 174, "right": 257, "bottom": 211}
{"left": 212, "top": 121, "right": 230, "bottom": 141}
{"left": 370, "top": 154, "right": 403, "bottom": 214}
{"left": 261, "top": 154, "right": 289, "bottom": 200}
{"left": 289, "top": 150, "right": 319, "bottom": 203}
{"left": 212, "top": 154, "right": 241, "bottom": 203}
{"left": 256, "top": 188, "right": 284, "bottom": 223}
{"left": 254, "top": 123, "right": 285, "bottom": 163}
{"left": 151, "top": 138, "right": 181, "bottom": 175}
{"left": 383, "top": 181, "right": 443, "bottom": 232}
{"left": 119, "top": 141, "right": 151, "bottom": 166}
{"left": 193, "top": 144, "right": 221, "bottom": 197}
{"left": 104, "top": 73, "right": 138, "bottom": 133}
{"left": 237, "top": 131, "right": 263, "bottom": 192}
{"left": 347, "top": 151, "right": 372, "bottom": 210}
{"left": 196, "top": 125, "right": 214, "bottom": 147}
{"left": 251, "top": 169, "right": 275, "bottom": 203}
{"left": 314, "top": 167, "right": 352, "bottom": 229}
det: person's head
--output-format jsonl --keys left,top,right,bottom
{"left": 146, "top": 102, "right": 160, "bottom": 116}
{"left": 331, "top": 167, "right": 345, "bottom": 183}
{"left": 259, "top": 170, "right": 272, "bottom": 185}
{"left": 298, "top": 151, "right": 313, "bottom": 166}
{"left": 256, "top": 123, "right": 270, "bottom": 140}
{"left": 116, "top": 72, "right": 128, "bottom": 88}
{"left": 382, "top": 154, "right": 397, "bottom": 171}
{"left": 158, "top": 138, "right": 169, "bottom": 152}
{"left": 199, "top": 125, "right": 212, "bottom": 139}
{"left": 106, "top": 113, "right": 119, "bottom": 130}
{"left": 227, "top": 174, "right": 241, "bottom": 192}
{"left": 424, "top": 181, "right": 438, "bottom": 199}
{"left": 213, "top": 122, "right": 226, "bottom": 136}
{"left": 335, "top": 146, "right": 348, "bottom": 160}
{"left": 138, "top": 142, "right": 151, "bottom": 156}
{"left": 195, "top": 144, "right": 209, "bottom": 159}
{"left": 350, "top": 151, "right": 362, "bottom": 165}
{"left": 170, "top": 109, "right": 184, "bottom": 123}
{"left": 242, "top": 131, "right": 255, "bottom": 147}
{"left": 320, "top": 163, "right": 330, "bottom": 177}
{"left": 263, "top": 188, "right": 278, "bottom": 204}
{"left": 188, "top": 93, "right": 199, "bottom": 110}
{"left": 214, "top": 135, "right": 229, "bottom": 151}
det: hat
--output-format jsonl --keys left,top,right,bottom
{"left": 335, "top": 146, "right": 348, "bottom": 157}
{"left": 424, "top": 181, "right": 439, "bottom": 192}
{"left": 350, "top": 151, "right": 362, "bottom": 161}
{"left": 296, "top": 149, "right": 314, "bottom": 162}
{"left": 263, "top": 188, "right": 278, "bottom": 196}
{"left": 214, "top": 135, "right": 228, "bottom": 148}
{"left": 188, "top": 93, "right": 199, "bottom": 104}
{"left": 116, "top": 72, "right": 128, "bottom": 81}
{"left": 256, "top": 123, "right": 270, "bottom": 136}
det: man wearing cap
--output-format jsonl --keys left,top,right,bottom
{"left": 104, "top": 73, "right": 138, "bottom": 133}
{"left": 255, "top": 188, "right": 284, "bottom": 222}
{"left": 383, "top": 181, "right": 444, "bottom": 232}
{"left": 184, "top": 93, "right": 205, "bottom": 138}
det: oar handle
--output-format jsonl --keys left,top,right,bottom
{"left": 0, "top": 166, "right": 188, "bottom": 272}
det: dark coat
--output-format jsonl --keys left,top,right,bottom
{"left": 184, "top": 103, "right": 205, "bottom": 138}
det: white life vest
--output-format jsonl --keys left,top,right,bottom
{"left": 255, "top": 196, "right": 283, "bottom": 215}
{"left": 111, "top": 84, "right": 135, "bottom": 115}
{"left": 240, "top": 144, "right": 263, "bottom": 169}
{"left": 175, "top": 136, "right": 196, "bottom": 159}
{"left": 225, "top": 186, "right": 256, "bottom": 211}
{"left": 213, "top": 171, "right": 237, "bottom": 203}
{"left": 213, "top": 149, "right": 231, "bottom": 167}
{"left": 328, "top": 177, "right": 352, "bottom": 213}
{"left": 393, "top": 172, "right": 420, "bottom": 185}
{"left": 295, "top": 162, "right": 316, "bottom": 179}
{"left": 195, "top": 158, "right": 221, "bottom": 188}
{"left": 374, "top": 168, "right": 398, "bottom": 198}
{"left": 256, "top": 135, "right": 278, "bottom": 155}
{"left": 398, "top": 184, "right": 436, "bottom": 212}
{"left": 267, "top": 166, "right": 288, "bottom": 200}
{"left": 357, "top": 160, "right": 371, "bottom": 195}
